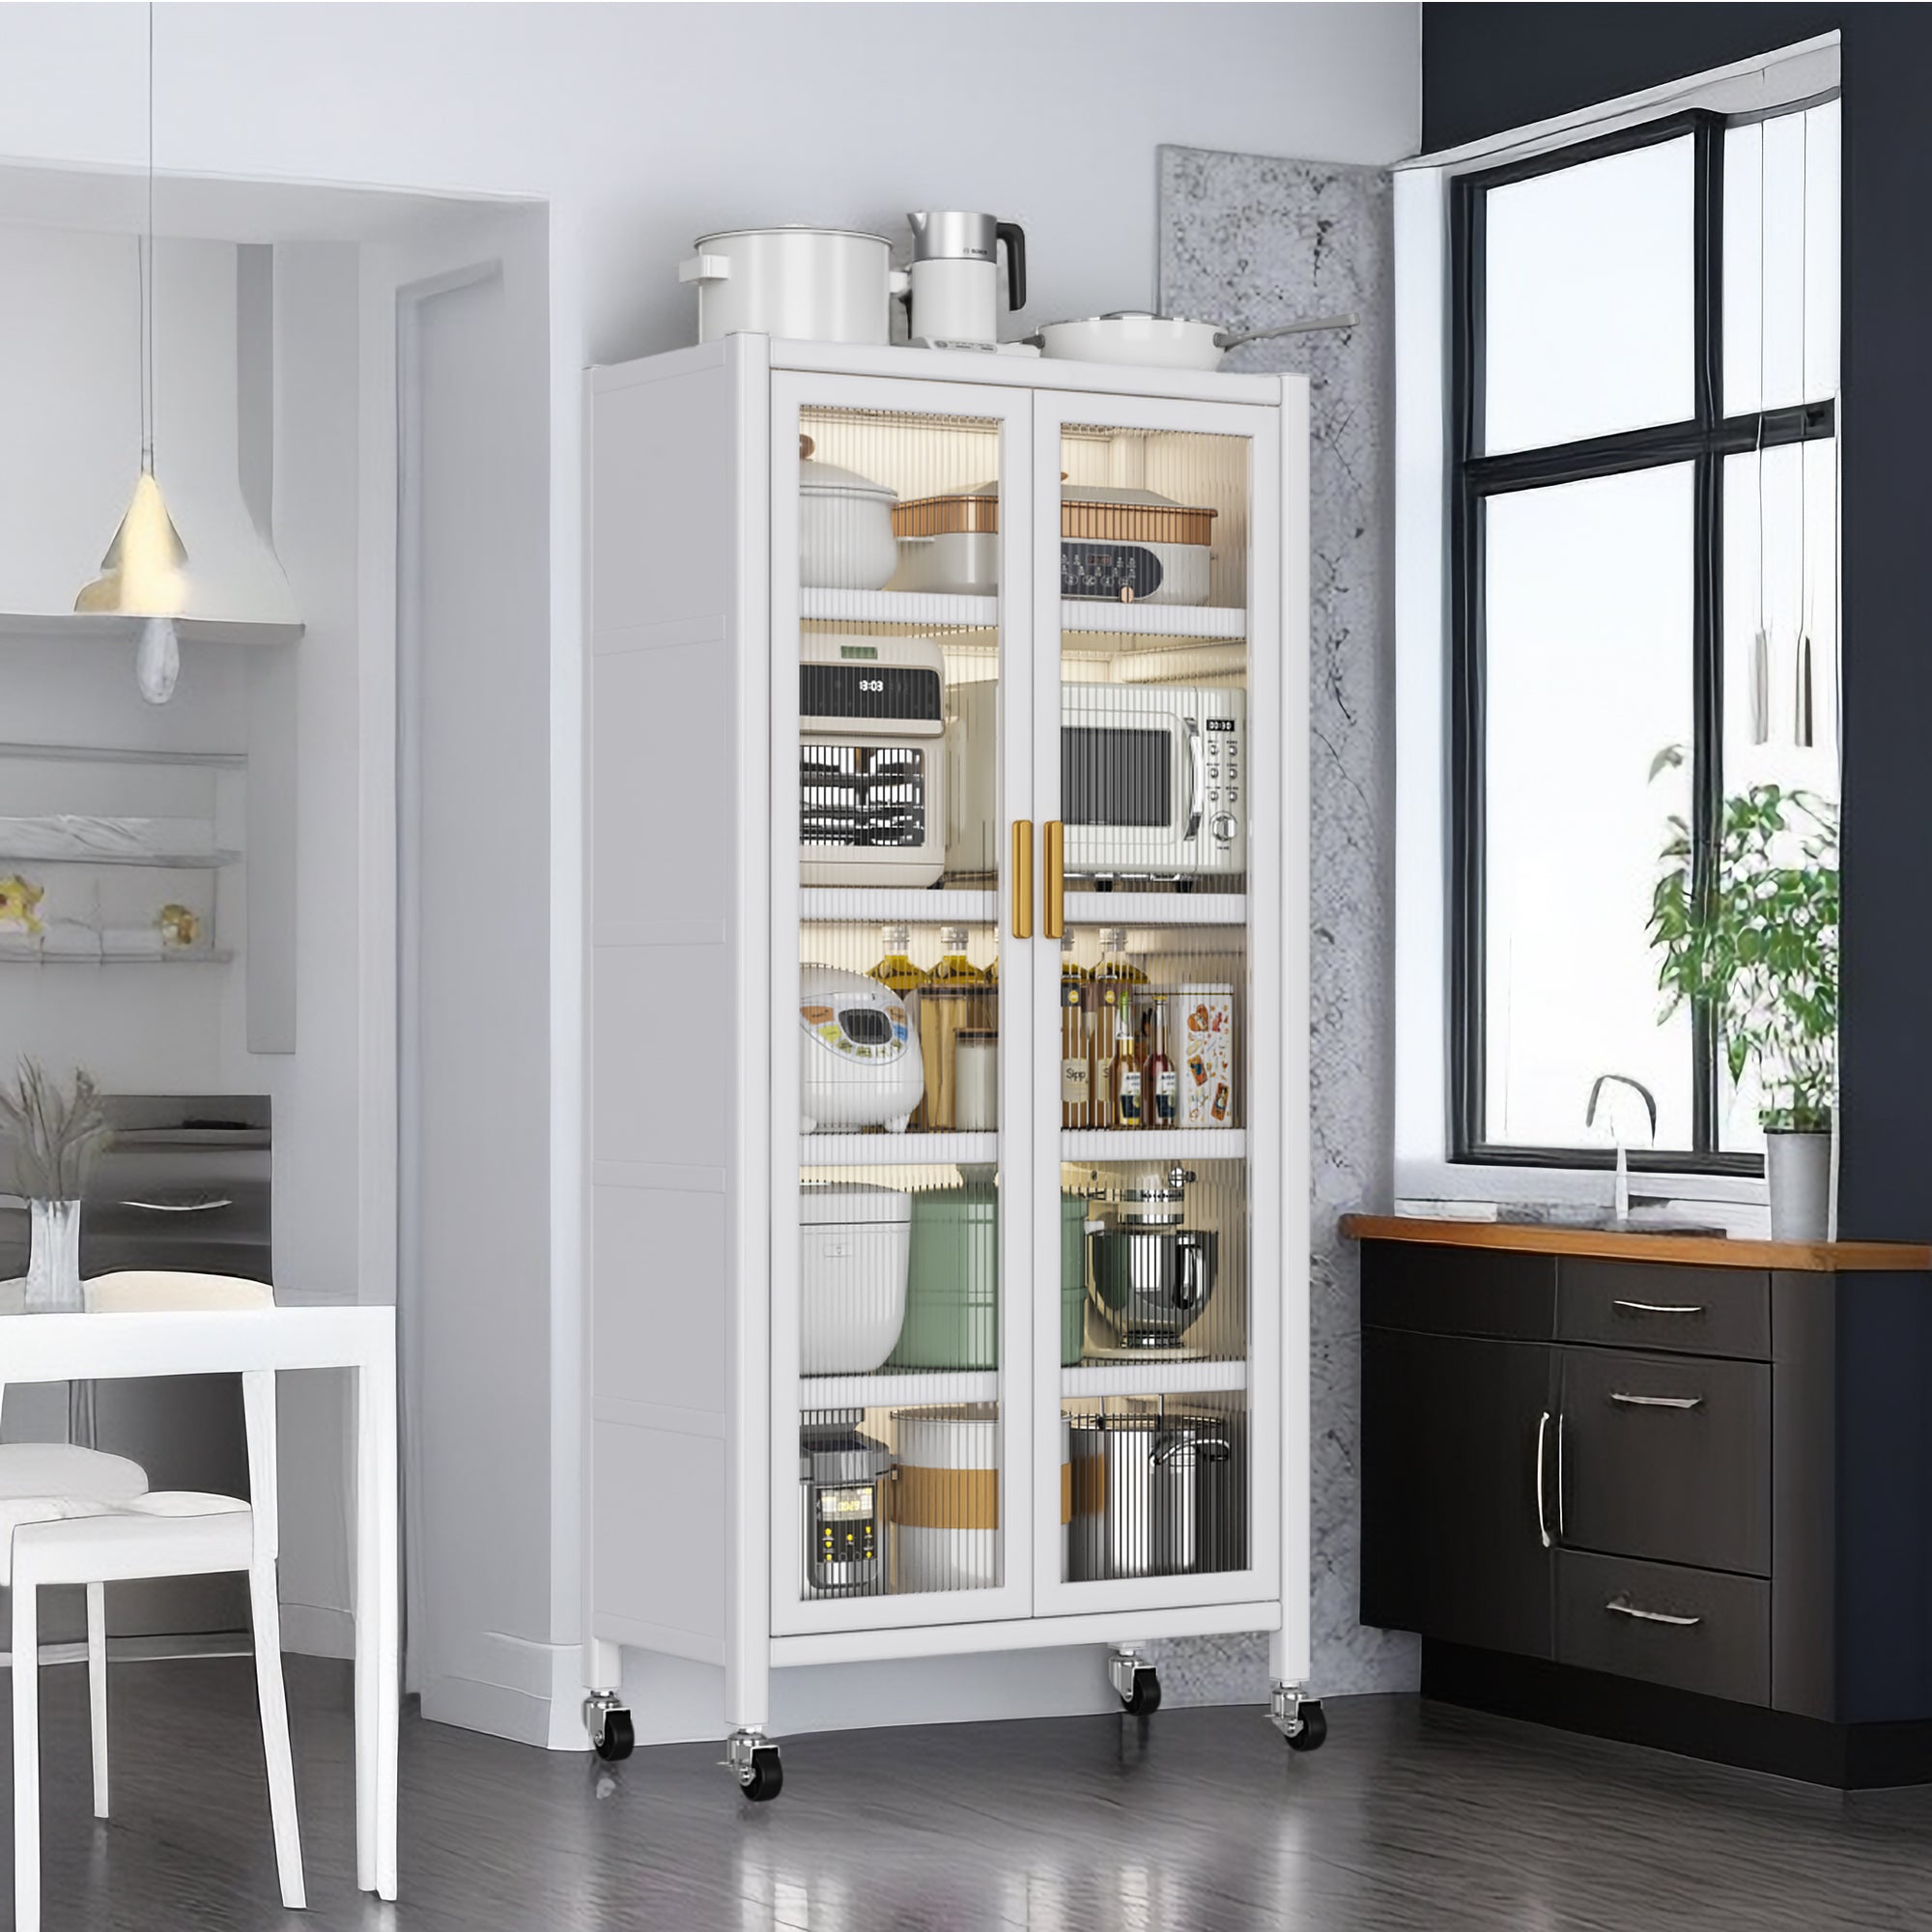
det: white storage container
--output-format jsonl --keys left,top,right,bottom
{"left": 799, "top": 1184, "right": 912, "bottom": 1375}
{"left": 894, "top": 1405, "right": 1001, "bottom": 1592}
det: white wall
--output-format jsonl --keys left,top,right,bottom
{"left": 0, "top": 2, "right": 1421, "bottom": 1743}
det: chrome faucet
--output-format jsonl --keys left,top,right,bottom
{"left": 1586, "top": 1074, "right": 1658, "bottom": 1226}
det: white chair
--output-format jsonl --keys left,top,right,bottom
{"left": 5, "top": 1271, "right": 302, "bottom": 1932}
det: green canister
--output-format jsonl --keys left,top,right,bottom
{"left": 887, "top": 1187, "right": 1091, "bottom": 1370}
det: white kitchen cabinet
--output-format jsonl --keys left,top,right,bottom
{"left": 583, "top": 336, "right": 1313, "bottom": 1791}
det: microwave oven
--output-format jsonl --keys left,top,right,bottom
{"left": 799, "top": 634, "right": 948, "bottom": 889}
{"left": 948, "top": 681, "right": 1245, "bottom": 884}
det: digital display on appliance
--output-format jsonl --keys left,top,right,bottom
{"left": 1208, "top": 718, "right": 1236, "bottom": 734}
{"left": 838, "top": 1009, "right": 895, "bottom": 1046}
{"left": 820, "top": 1486, "right": 874, "bottom": 1517}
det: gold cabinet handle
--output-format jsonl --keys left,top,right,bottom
{"left": 1043, "top": 821, "right": 1065, "bottom": 939}
{"left": 1011, "top": 820, "right": 1034, "bottom": 939}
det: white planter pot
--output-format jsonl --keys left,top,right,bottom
{"left": 1766, "top": 1129, "right": 1832, "bottom": 1242}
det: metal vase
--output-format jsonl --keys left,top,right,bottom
{"left": 1766, "top": 1129, "right": 1832, "bottom": 1242}
{"left": 25, "top": 1198, "right": 83, "bottom": 1314}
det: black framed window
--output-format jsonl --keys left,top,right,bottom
{"left": 1451, "top": 101, "right": 1840, "bottom": 1171}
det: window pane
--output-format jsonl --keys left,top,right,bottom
{"left": 1724, "top": 101, "right": 1840, "bottom": 414}
{"left": 1719, "top": 439, "right": 1840, "bottom": 1151}
{"left": 1483, "top": 137, "right": 1694, "bottom": 454}
{"left": 1484, "top": 467, "right": 1695, "bottom": 1150}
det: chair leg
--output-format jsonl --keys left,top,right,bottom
{"left": 247, "top": 1558, "right": 305, "bottom": 1910}
{"left": 87, "top": 1580, "right": 108, "bottom": 1819}
{"left": 13, "top": 1571, "right": 41, "bottom": 1932}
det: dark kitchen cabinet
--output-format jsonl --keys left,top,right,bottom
{"left": 1353, "top": 1225, "right": 1932, "bottom": 1786}
{"left": 1361, "top": 1326, "right": 1556, "bottom": 1659}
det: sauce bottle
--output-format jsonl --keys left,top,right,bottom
{"left": 1145, "top": 1002, "right": 1179, "bottom": 1129}
{"left": 928, "top": 926, "right": 985, "bottom": 984}
{"left": 869, "top": 923, "right": 926, "bottom": 994}
{"left": 1061, "top": 937, "right": 1093, "bottom": 1129}
{"left": 1109, "top": 1001, "right": 1144, "bottom": 1129}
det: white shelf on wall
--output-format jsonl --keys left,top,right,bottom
{"left": 0, "top": 845, "right": 240, "bottom": 870}
{"left": 801, "top": 586, "right": 1246, "bottom": 641}
{"left": 0, "top": 743, "right": 246, "bottom": 770}
{"left": 799, "top": 1370, "right": 1000, "bottom": 1409}
{"left": 1064, "top": 891, "right": 1245, "bottom": 925}
{"left": 1062, "top": 1358, "right": 1248, "bottom": 1398}
{"left": 801, "top": 1131, "right": 998, "bottom": 1169}
{"left": 801, "top": 888, "right": 999, "bottom": 924}
{"left": 1061, "top": 1128, "right": 1244, "bottom": 1162}
{"left": 0, "top": 613, "right": 303, "bottom": 649}
{"left": 0, "top": 942, "right": 233, "bottom": 966}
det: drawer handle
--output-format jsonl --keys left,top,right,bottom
{"left": 119, "top": 1197, "right": 234, "bottom": 1213}
{"left": 1534, "top": 1410, "right": 1552, "bottom": 1549}
{"left": 1605, "top": 1598, "right": 1702, "bottom": 1629}
{"left": 1611, "top": 1299, "right": 1706, "bottom": 1317}
{"left": 1608, "top": 1390, "right": 1703, "bottom": 1409}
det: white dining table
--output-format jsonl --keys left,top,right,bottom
{"left": 0, "top": 1303, "right": 400, "bottom": 1901}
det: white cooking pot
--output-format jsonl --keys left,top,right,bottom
{"left": 1031, "top": 310, "right": 1356, "bottom": 371}
{"left": 679, "top": 227, "right": 910, "bottom": 346}
{"left": 799, "top": 435, "right": 901, "bottom": 590}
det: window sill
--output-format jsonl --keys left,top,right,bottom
{"left": 1392, "top": 1156, "right": 1771, "bottom": 1238}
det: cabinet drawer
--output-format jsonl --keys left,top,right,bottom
{"left": 1362, "top": 1242, "right": 1554, "bottom": 1342}
{"left": 1558, "top": 1261, "right": 1770, "bottom": 1360}
{"left": 1560, "top": 1349, "right": 1770, "bottom": 1576}
{"left": 1558, "top": 1549, "right": 1769, "bottom": 1705}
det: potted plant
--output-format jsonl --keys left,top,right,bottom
{"left": 0, "top": 1061, "right": 112, "bottom": 1312}
{"left": 1650, "top": 758, "right": 1839, "bottom": 1240}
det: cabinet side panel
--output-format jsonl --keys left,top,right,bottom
{"left": 587, "top": 355, "right": 744, "bottom": 1653}
{"left": 1772, "top": 1269, "right": 1836, "bottom": 1719}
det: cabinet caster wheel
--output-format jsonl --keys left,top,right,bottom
{"left": 739, "top": 1746, "right": 783, "bottom": 1802}
{"left": 1120, "top": 1667, "right": 1161, "bottom": 1717}
{"left": 593, "top": 1708, "right": 635, "bottom": 1760}
{"left": 1285, "top": 1700, "right": 1326, "bottom": 1752}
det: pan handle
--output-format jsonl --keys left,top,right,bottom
{"left": 1153, "top": 1433, "right": 1234, "bottom": 1467}
{"left": 1213, "top": 313, "right": 1358, "bottom": 349}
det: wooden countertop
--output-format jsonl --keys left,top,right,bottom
{"left": 1340, "top": 1214, "right": 1932, "bottom": 1273}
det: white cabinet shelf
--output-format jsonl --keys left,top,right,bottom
{"left": 1061, "top": 1128, "right": 1245, "bottom": 1162}
{"left": 1062, "top": 1359, "right": 1248, "bottom": 1398}
{"left": 799, "top": 1371, "right": 1000, "bottom": 1409}
{"left": 801, "top": 888, "right": 998, "bottom": 924}
{"left": 1063, "top": 891, "right": 1246, "bottom": 925}
{"left": 800, "top": 1132, "right": 998, "bottom": 1170}
{"left": 801, "top": 586, "right": 1247, "bottom": 641}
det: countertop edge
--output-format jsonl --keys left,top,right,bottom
{"left": 1339, "top": 1215, "right": 1932, "bottom": 1273}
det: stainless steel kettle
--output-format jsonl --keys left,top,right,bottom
{"left": 906, "top": 211, "right": 1027, "bottom": 347}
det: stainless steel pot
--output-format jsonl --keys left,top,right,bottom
{"left": 1088, "top": 1225, "right": 1216, "bottom": 1347}
{"left": 679, "top": 227, "right": 910, "bottom": 345}
{"left": 1067, "top": 1410, "right": 1237, "bottom": 1580}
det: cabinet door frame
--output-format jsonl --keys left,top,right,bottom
{"left": 1028, "top": 386, "right": 1288, "bottom": 1620}
{"left": 768, "top": 367, "right": 1039, "bottom": 1635}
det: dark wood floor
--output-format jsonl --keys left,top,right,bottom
{"left": 18, "top": 1654, "right": 1932, "bottom": 1928}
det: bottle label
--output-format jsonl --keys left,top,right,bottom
{"left": 1062, "top": 1059, "right": 1091, "bottom": 1104}
{"left": 1154, "top": 1069, "right": 1179, "bottom": 1125}
{"left": 1119, "top": 1069, "right": 1142, "bottom": 1125}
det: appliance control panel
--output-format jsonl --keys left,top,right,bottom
{"left": 1204, "top": 717, "right": 1240, "bottom": 843}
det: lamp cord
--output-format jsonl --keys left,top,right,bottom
{"left": 139, "top": 0, "right": 155, "bottom": 477}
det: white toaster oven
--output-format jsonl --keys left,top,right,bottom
{"left": 949, "top": 681, "right": 1245, "bottom": 884}
{"left": 799, "top": 634, "right": 947, "bottom": 888}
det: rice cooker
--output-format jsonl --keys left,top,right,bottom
{"left": 799, "top": 1183, "right": 912, "bottom": 1375}
{"left": 801, "top": 1414, "right": 895, "bottom": 1599}
{"left": 1061, "top": 482, "right": 1215, "bottom": 607}
{"left": 800, "top": 963, "right": 925, "bottom": 1134}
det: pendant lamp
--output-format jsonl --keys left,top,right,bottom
{"left": 76, "top": 3, "right": 185, "bottom": 705}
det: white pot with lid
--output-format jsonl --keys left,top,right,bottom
{"left": 799, "top": 1183, "right": 912, "bottom": 1375}
{"left": 799, "top": 434, "right": 901, "bottom": 590}
{"left": 679, "top": 227, "right": 910, "bottom": 346}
